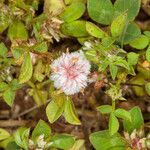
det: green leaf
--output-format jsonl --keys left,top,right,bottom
{"left": 32, "top": 120, "right": 51, "bottom": 141}
{"left": 61, "top": 20, "right": 89, "bottom": 37}
{"left": 114, "top": 108, "right": 131, "bottom": 121}
{"left": 0, "top": 128, "right": 10, "bottom": 141}
{"left": 146, "top": 45, "right": 150, "bottom": 62}
{"left": 60, "top": 2, "right": 85, "bottom": 22}
{"left": 114, "top": 57, "right": 130, "bottom": 70}
{"left": 0, "top": 82, "right": 9, "bottom": 92}
{"left": 8, "top": 21, "right": 28, "bottom": 40}
{"left": 97, "top": 105, "right": 112, "bottom": 114}
{"left": 87, "top": 0, "right": 114, "bottom": 25}
{"left": 114, "top": 0, "right": 141, "bottom": 21}
{"left": 119, "top": 22, "right": 141, "bottom": 44}
{"left": 123, "top": 106, "right": 144, "bottom": 133}
{"left": 64, "top": 97, "right": 81, "bottom": 125}
{"left": 110, "top": 64, "right": 118, "bottom": 80}
{"left": 0, "top": 8, "right": 11, "bottom": 33}
{"left": 3, "top": 88, "right": 15, "bottom": 106}
{"left": 129, "top": 35, "right": 149, "bottom": 49}
{"left": 46, "top": 100, "right": 64, "bottom": 123}
{"left": 145, "top": 82, "right": 150, "bottom": 96}
{"left": 109, "top": 113, "right": 119, "bottom": 136}
{"left": 50, "top": 134, "right": 75, "bottom": 149}
{"left": 10, "top": 79, "right": 21, "bottom": 91}
{"left": 32, "top": 89, "right": 48, "bottom": 105}
{"left": 67, "top": 139, "right": 86, "bottom": 150}
{"left": 0, "top": 42, "right": 8, "bottom": 57}
{"left": 111, "top": 13, "right": 127, "bottom": 37}
{"left": 34, "top": 60, "right": 45, "bottom": 82}
{"left": 127, "top": 52, "right": 139, "bottom": 65}
{"left": 6, "top": 142, "right": 20, "bottom": 150}
{"left": 131, "top": 75, "right": 145, "bottom": 96}
{"left": 89, "top": 130, "right": 125, "bottom": 150}
{"left": 86, "top": 22, "right": 104, "bottom": 38}
{"left": 19, "top": 53, "right": 33, "bottom": 84}
{"left": 14, "top": 127, "right": 30, "bottom": 150}
{"left": 144, "top": 31, "right": 150, "bottom": 40}
{"left": 12, "top": 47, "right": 24, "bottom": 60}
{"left": 33, "top": 42, "right": 48, "bottom": 53}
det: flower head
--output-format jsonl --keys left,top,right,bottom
{"left": 50, "top": 51, "right": 91, "bottom": 95}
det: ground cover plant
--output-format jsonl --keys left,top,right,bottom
{"left": 0, "top": 0, "right": 150, "bottom": 149}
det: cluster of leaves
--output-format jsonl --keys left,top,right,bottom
{"left": 0, "top": 120, "right": 85, "bottom": 150}
{"left": 0, "top": 0, "right": 150, "bottom": 149}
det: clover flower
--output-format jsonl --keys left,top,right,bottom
{"left": 50, "top": 51, "right": 91, "bottom": 95}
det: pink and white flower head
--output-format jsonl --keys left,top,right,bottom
{"left": 50, "top": 51, "right": 91, "bottom": 95}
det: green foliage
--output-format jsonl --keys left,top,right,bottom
{"left": 46, "top": 100, "right": 64, "bottom": 123}
{"left": 8, "top": 21, "right": 28, "bottom": 41}
{"left": 87, "top": 0, "right": 114, "bottom": 25}
{"left": 127, "top": 52, "right": 139, "bottom": 65}
{"left": 97, "top": 105, "right": 112, "bottom": 114}
{"left": 145, "top": 82, "right": 150, "bottom": 96}
{"left": 14, "top": 127, "right": 30, "bottom": 150}
{"left": 64, "top": 97, "right": 81, "bottom": 125}
{"left": 0, "top": 43, "right": 8, "bottom": 58}
{"left": 90, "top": 130, "right": 125, "bottom": 150}
{"left": 129, "top": 35, "right": 149, "bottom": 49}
{"left": 109, "top": 113, "right": 119, "bottom": 135}
{"left": 86, "top": 22, "right": 105, "bottom": 38}
{"left": 111, "top": 13, "right": 127, "bottom": 37}
{"left": 19, "top": 52, "right": 33, "bottom": 84}
{"left": 31, "top": 120, "right": 51, "bottom": 141}
{"left": 60, "top": 2, "right": 85, "bottom": 22}
{"left": 146, "top": 45, "right": 150, "bottom": 62}
{"left": 0, "top": 129, "right": 10, "bottom": 141}
{"left": 123, "top": 107, "right": 144, "bottom": 133}
{"left": 50, "top": 134, "right": 75, "bottom": 149}
{"left": 61, "top": 20, "right": 88, "bottom": 37}
{"left": 114, "top": 0, "right": 141, "bottom": 21}
{"left": 119, "top": 22, "right": 141, "bottom": 44}
{"left": 114, "top": 108, "right": 131, "bottom": 121}
{"left": 0, "top": 1, "right": 149, "bottom": 150}
{"left": 3, "top": 88, "right": 15, "bottom": 106}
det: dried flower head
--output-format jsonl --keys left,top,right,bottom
{"left": 50, "top": 51, "right": 91, "bottom": 95}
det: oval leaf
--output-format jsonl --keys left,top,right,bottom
{"left": 8, "top": 21, "right": 28, "bottom": 40}
{"left": 87, "top": 0, "right": 114, "bottom": 25}
{"left": 50, "top": 134, "right": 75, "bottom": 149}
{"left": 3, "top": 88, "right": 15, "bottom": 107}
{"left": 60, "top": 2, "right": 85, "bottom": 22}
{"left": 46, "top": 100, "right": 64, "bottom": 123}
{"left": 86, "top": 22, "right": 104, "bottom": 38}
{"left": 61, "top": 20, "right": 89, "bottom": 37}
{"left": 111, "top": 13, "right": 127, "bottom": 37}
{"left": 129, "top": 35, "right": 149, "bottom": 49}
{"left": 97, "top": 105, "right": 112, "bottom": 114}
{"left": 114, "top": 0, "right": 141, "bottom": 21}
{"left": 32, "top": 120, "right": 51, "bottom": 141}
{"left": 64, "top": 98, "right": 81, "bottom": 125}
{"left": 119, "top": 22, "right": 141, "bottom": 44}
{"left": 90, "top": 130, "right": 125, "bottom": 150}
{"left": 109, "top": 113, "right": 119, "bottom": 136}
{"left": 123, "top": 106, "right": 144, "bottom": 133}
{"left": 19, "top": 53, "right": 33, "bottom": 84}
{"left": 114, "top": 108, "right": 131, "bottom": 121}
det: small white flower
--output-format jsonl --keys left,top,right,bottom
{"left": 50, "top": 51, "right": 91, "bottom": 95}
{"left": 37, "top": 134, "right": 47, "bottom": 149}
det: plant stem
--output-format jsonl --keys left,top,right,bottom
{"left": 112, "top": 100, "right": 116, "bottom": 112}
